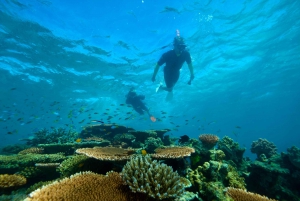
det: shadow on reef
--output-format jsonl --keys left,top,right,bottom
{"left": 0, "top": 124, "right": 299, "bottom": 201}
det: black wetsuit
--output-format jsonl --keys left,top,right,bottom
{"left": 126, "top": 91, "right": 150, "bottom": 115}
{"left": 157, "top": 50, "right": 191, "bottom": 89}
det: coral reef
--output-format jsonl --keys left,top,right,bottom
{"left": 187, "top": 160, "right": 246, "bottom": 201}
{"left": 143, "top": 137, "right": 164, "bottom": 153}
{"left": 122, "top": 155, "right": 187, "bottom": 200}
{"left": 25, "top": 171, "right": 152, "bottom": 201}
{"left": 1, "top": 144, "right": 29, "bottom": 154}
{"left": 226, "top": 187, "right": 278, "bottom": 201}
{"left": 76, "top": 147, "right": 135, "bottom": 161}
{"left": 0, "top": 174, "right": 26, "bottom": 188}
{"left": 18, "top": 147, "right": 44, "bottom": 155}
{"left": 151, "top": 146, "right": 195, "bottom": 159}
{"left": 199, "top": 134, "right": 219, "bottom": 149}
{"left": 58, "top": 155, "right": 89, "bottom": 177}
{"left": 178, "top": 135, "right": 190, "bottom": 145}
{"left": 251, "top": 138, "right": 277, "bottom": 158}
{"left": 0, "top": 153, "right": 66, "bottom": 174}
{"left": 218, "top": 136, "right": 246, "bottom": 167}
{"left": 286, "top": 146, "right": 300, "bottom": 169}
{"left": 25, "top": 128, "right": 78, "bottom": 146}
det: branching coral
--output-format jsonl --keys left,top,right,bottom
{"left": 287, "top": 146, "right": 300, "bottom": 169}
{"left": 121, "top": 155, "right": 187, "bottom": 200}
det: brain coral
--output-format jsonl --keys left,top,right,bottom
{"left": 121, "top": 155, "right": 186, "bottom": 200}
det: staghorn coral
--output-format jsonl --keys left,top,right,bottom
{"left": 18, "top": 147, "right": 44, "bottom": 155}
{"left": 0, "top": 174, "right": 26, "bottom": 188}
{"left": 251, "top": 138, "right": 277, "bottom": 158}
{"left": 25, "top": 171, "right": 151, "bottom": 201}
{"left": 121, "top": 155, "right": 187, "bottom": 200}
{"left": 199, "top": 134, "right": 219, "bottom": 149}
{"left": 75, "top": 147, "right": 135, "bottom": 161}
{"left": 226, "top": 187, "right": 278, "bottom": 201}
{"left": 151, "top": 146, "right": 195, "bottom": 159}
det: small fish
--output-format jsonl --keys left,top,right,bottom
{"left": 78, "top": 163, "right": 84, "bottom": 168}
{"left": 75, "top": 138, "right": 82, "bottom": 143}
{"left": 141, "top": 149, "right": 147, "bottom": 156}
{"left": 235, "top": 126, "right": 241, "bottom": 129}
{"left": 10, "top": 88, "right": 17, "bottom": 90}
{"left": 208, "top": 121, "right": 216, "bottom": 125}
{"left": 120, "top": 104, "right": 125, "bottom": 106}
{"left": 78, "top": 119, "right": 85, "bottom": 123}
{"left": 91, "top": 120, "right": 104, "bottom": 123}
{"left": 7, "top": 132, "right": 13, "bottom": 135}
{"left": 94, "top": 112, "right": 99, "bottom": 114}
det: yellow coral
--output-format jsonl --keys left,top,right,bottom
{"left": 0, "top": 174, "right": 26, "bottom": 188}
{"left": 227, "top": 187, "right": 278, "bottom": 201}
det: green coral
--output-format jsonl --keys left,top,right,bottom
{"left": 187, "top": 160, "right": 245, "bottom": 201}
{"left": 143, "top": 137, "right": 164, "bottom": 153}
{"left": 287, "top": 146, "right": 300, "bottom": 169}
{"left": 58, "top": 155, "right": 89, "bottom": 177}
{"left": 226, "top": 166, "right": 246, "bottom": 189}
{"left": 0, "top": 153, "right": 66, "bottom": 174}
{"left": 121, "top": 155, "right": 187, "bottom": 200}
{"left": 218, "top": 136, "right": 245, "bottom": 166}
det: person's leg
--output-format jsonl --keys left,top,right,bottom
{"left": 164, "top": 70, "right": 179, "bottom": 92}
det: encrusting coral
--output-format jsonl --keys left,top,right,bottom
{"left": 121, "top": 155, "right": 187, "bottom": 200}
{"left": 25, "top": 171, "right": 151, "bottom": 201}
{"left": 151, "top": 146, "right": 195, "bottom": 159}
{"left": 226, "top": 187, "right": 278, "bottom": 201}
{"left": 250, "top": 138, "right": 277, "bottom": 158}
{"left": 0, "top": 174, "right": 26, "bottom": 188}
{"left": 75, "top": 147, "right": 135, "bottom": 161}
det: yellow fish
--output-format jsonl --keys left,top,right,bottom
{"left": 75, "top": 138, "right": 82, "bottom": 143}
{"left": 141, "top": 150, "right": 147, "bottom": 156}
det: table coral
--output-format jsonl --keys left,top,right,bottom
{"left": 25, "top": 171, "right": 151, "bottom": 201}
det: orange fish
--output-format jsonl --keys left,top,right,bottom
{"left": 150, "top": 116, "right": 156, "bottom": 122}
{"left": 75, "top": 138, "right": 82, "bottom": 143}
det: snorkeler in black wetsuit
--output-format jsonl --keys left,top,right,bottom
{"left": 151, "top": 36, "right": 194, "bottom": 100}
{"left": 125, "top": 88, "right": 151, "bottom": 116}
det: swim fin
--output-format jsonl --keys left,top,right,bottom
{"left": 165, "top": 91, "right": 173, "bottom": 101}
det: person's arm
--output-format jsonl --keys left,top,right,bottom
{"left": 187, "top": 62, "right": 195, "bottom": 85}
{"left": 152, "top": 63, "right": 160, "bottom": 82}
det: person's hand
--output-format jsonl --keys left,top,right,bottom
{"left": 151, "top": 76, "right": 156, "bottom": 82}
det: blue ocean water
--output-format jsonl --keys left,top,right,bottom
{"left": 0, "top": 0, "right": 299, "bottom": 158}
